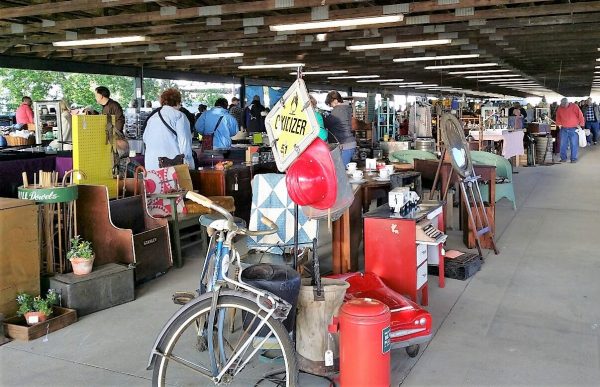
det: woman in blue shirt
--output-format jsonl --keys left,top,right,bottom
{"left": 195, "top": 98, "right": 238, "bottom": 149}
{"left": 143, "top": 88, "right": 195, "bottom": 170}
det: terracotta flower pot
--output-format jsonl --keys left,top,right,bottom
{"left": 70, "top": 255, "right": 95, "bottom": 275}
{"left": 24, "top": 311, "right": 48, "bottom": 325}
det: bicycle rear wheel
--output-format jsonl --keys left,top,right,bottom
{"left": 153, "top": 294, "right": 298, "bottom": 387}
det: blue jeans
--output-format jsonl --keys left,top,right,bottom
{"left": 585, "top": 121, "right": 600, "bottom": 143}
{"left": 341, "top": 148, "right": 355, "bottom": 166}
{"left": 559, "top": 128, "right": 578, "bottom": 161}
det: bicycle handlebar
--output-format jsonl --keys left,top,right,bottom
{"left": 185, "top": 191, "right": 278, "bottom": 236}
{"left": 241, "top": 216, "right": 279, "bottom": 237}
{"left": 186, "top": 191, "right": 235, "bottom": 230}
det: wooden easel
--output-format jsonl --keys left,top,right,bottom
{"left": 431, "top": 116, "right": 499, "bottom": 257}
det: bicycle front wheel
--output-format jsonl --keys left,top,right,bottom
{"left": 153, "top": 294, "right": 298, "bottom": 387}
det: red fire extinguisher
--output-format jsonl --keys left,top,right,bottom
{"left": 329, "top": 298, "right": 391, "bottom": 387}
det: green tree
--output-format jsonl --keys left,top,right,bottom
{"left": 0, "top": 68, "right": 135, "bottom": 112}
{"left": 0, "top": 68, "right": 62, "bottom": 111}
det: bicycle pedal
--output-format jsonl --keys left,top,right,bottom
{"left": 172, "top": 291, "right": 196, "bottom": 305}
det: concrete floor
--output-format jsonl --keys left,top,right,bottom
{"left": 2, "top": 145, "right": 600, "bottom": 386}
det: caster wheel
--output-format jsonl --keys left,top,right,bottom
{"left": 406, "top": 344, "right": 420, "bottom": 358}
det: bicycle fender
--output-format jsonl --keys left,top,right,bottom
{"left": 146, "top": 289, "right": 260, "bottom": 370}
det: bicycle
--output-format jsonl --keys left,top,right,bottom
{"left": 148, "top": 191, "right": 298, "bottom": 386}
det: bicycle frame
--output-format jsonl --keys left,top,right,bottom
{"left": 148, "top": 217, "right": 292, "bottom": 384}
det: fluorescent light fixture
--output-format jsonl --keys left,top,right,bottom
{"left": 479, "top": 78, "right": 526, "bottom": 82}
{"left": 379, "top": 82, "right": 423, "bottom": 86}
{"left": 239, "top": 63, "right": 304, "bottom": 69}
{"left": 490, "top": 82, "right": 538, "bottom": 85}
{"left": 425, "top": 63, "right": 498, "bottom": 70}
{"left": 464, "top": 74, "right": 522, "bottom": 79}
{"left": 289, "top": 70, "right": 348, "bottom": 75}
{"left": 347, "top": 39, "right": 451, "bottom": 51}
{"left": 166, "top": 52, "right": 243, "bottom": 60}
{"left": 271, "top": 15, "right": 402, "bottom": 32}
{"left": 53, "top": 35, "right": 147, "bottom": 47}
{"left": 597, "top": 58, "right": 600, "bottom": 61}
{"left": 412, "top": 84, "right": 439, "bottom": 88}
{"left": 448, "top": 69, "right": 511, "bottom": 75}
{"left": 327, "top": 75, "right": 380, "bottom": 79}
{"left": 393, "top": 54, "right": 479, "bottom": 62}
{"left": 356, "top": 78, "right": 404, "bottom": 83}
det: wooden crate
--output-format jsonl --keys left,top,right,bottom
{"left": 3, "top": 307, "right": 77, "bottom": 341}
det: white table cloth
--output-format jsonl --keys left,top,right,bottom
{"left": 469, "top": 130, "right": 525, "bottom": 159}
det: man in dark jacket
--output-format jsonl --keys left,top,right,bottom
{"left": 94, "top": 86, "right": 125, "bottom": 134}
{"left": 244, "top": 95, "right": 266, "bottom": 133}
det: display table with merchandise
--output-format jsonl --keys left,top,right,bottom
{"left": 469, "top": 129, "right": 525, "bottom": 159}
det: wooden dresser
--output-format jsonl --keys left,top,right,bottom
{"left": 190, "top": 165, "right": 252, "bottom": 223}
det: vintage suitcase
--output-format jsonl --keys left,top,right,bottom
{"left": 49, "top": 263, "right": 134, "bottom": 316}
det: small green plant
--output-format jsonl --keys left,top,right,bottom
{"left": 16, "top": 289, "right": 59, "bottom": 317}
{"left": 67, "top": 235, "right": 93, "bottom": 260}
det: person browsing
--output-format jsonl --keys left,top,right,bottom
{"left": 195, "top": 98, "right": 238, "bottom": 150}
{"left": 15, "top": 96, "right": 34, "bottom": 125}
{"left": 555, "top": 97, "right": 585, "bottom": 163}
{"left": 323, "top": 90, "right": 357, "bottom": 165}
{"left": 143, "top": 88, "right": 195, "bottom": 170}
{"left": 94, "top": 86, "right": 125, "bottom": 134}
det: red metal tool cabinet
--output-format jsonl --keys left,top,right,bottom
{"left": 364, "top": 202, "right": 445, "bottom": 306}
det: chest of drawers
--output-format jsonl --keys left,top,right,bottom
{"left": 190, "top": 165, "right": 252, "bottom": 223}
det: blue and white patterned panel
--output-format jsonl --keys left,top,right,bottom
{"left": 247, "top": 173, "right": 318, "bottom": 252}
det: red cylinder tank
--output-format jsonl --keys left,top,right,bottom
{"left": 338, "top": 298, "right": 391, "bottom": 387}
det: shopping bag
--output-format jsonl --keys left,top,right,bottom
{"left": 576, "top": 128, "right": 587, "bottom": 148}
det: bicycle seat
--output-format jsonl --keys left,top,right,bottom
{"left": 199, "top": 213, "right": 246, "bottom": 231}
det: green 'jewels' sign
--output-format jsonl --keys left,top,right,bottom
{"left": 18, "top": 185, "right": 78, "bottom": 203}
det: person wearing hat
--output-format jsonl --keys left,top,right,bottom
{"left": 555, "top": 97, "right": 585, "bottom": 163}
{"left": 323, "top": 91, "right": 356, "bottom": 166}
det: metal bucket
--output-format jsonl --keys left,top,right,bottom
{"left": 296, "top": 278, "right": 349, "bottom": 376}
{"left": 535, "top": 135, "right": 549, "bottom": 164}
{"left": 415, "top": 138, "right": 436, "bottom": 153}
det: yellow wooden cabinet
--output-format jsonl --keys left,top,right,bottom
{"left": 0, "top": 198, "right": 40, "bottom": 317}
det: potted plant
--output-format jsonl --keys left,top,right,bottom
{"left": 16, "top": 289, "right": 59, "bottom": 325}
{"left": 67, "top": 235, "right": 95, "bottom": 275}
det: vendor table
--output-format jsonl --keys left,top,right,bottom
{"left": 55, "top": 154, "right": 145, "bottom": 178}
{"left": 414, "top": 159, "right": 496, "bottom": 235}
{"left": 331, "top": 184, "right": 363, "bottom": 275}
{"left": 469, "top": 129, "right": 525, "bottom": 159}
{"left": 0, "top": 154, "right": 56, "bottom": 198}
{"left": 361, "top": 174, "right": 391, "bottom": 213}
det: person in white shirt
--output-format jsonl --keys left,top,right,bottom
{"left": 143, "top": 88, "right": 195, "bottom": 170}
